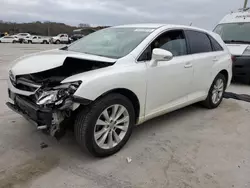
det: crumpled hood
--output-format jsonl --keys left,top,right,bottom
{"left": 11, "top": 49, "right": 116, "bottom": 76}
{"left": 226, "top": 44, "right": 249, "bottom": 56}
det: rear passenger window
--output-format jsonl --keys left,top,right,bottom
{"left": 209, "top": 36, "right": 223, "bottom": 51}
{"left": 186, "top": 30, "right": 212, "bottom": 54}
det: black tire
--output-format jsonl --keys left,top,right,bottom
{"left": 74, "top": 93, "right": 135, "bottom": 157}
{"left": 28, "top": 40, "right": 32, "bottom": 44}
{"left": 12, "top": 40, "right": 16, "bottom": 43}
{"left": 202, "top": 73, "right": 226, "bottom": 109}
{"left": 56, "top": 40, "right": 60, "bottom": 44}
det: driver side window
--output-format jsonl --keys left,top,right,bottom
{"left": 138, "top": 30, "right": 188, "bottom": 61}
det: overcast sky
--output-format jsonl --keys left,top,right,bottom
{"left": 0, "top": 0, "right": 244, "bottom": 29}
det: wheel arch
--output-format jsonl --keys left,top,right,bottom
{"left": 96, "top": 88, "right": 140, "bottom": 123}
{"left": 217, "top": 69, "right": 229, "bottom": 86}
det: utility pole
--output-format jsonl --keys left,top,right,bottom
{"left": 244, "top": 0, "right": 248, "bottom": 8}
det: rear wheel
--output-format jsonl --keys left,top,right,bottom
{"left": 12, "top": 40, "right": 16, "bottom": 43}
{"left": 202, "top": 73, "right": 226, "bottom": 109}
{"left": 28, "top": 40, "right": 32, "bottom": 44}
{"left": 74, "top": 94, "right": 135, "bottom": 157}
{"left": 56, "top": 40, "right": 60, "bottom": 44}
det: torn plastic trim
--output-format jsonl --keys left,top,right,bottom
{"left": 71, "top": 96, "right": 92, "bottom": 105}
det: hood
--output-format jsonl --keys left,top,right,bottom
{"left": 11, "top": 49, "right": 116, "bottom": 76}
{"left": 226, "top": 44, "right": 249, "bottom": 56}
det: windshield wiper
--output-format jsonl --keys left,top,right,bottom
{"left": 224, "top": 40, "right": 250, "bottom": 44}
{"left": 60, "top": 46, "right": 68, "bottom": 50}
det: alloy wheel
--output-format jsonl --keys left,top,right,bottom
{"left": 94, "top": 104, "right": 129, "bottom": 150}
{"left": 212, "top": 78, "right": 224, "bottom": 104}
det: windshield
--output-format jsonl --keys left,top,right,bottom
{"left": 214, "top": 23, "right": 250, "bottom": 44}
{"left": 67, "top": 27, "right": 154, "bottom": 58}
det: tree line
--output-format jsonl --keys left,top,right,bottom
{"left": 0, "top": 21, "right": 108, "bottom": 36}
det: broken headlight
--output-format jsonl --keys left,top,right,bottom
{"left": 36, "top": 81, "right": 81, "bottom": 106}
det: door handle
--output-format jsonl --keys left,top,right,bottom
{"left": 184, "top": 62, "right": 193, "bottom": 68}
{"left": 213, "top": 57, "right": 218, "bottom": 62}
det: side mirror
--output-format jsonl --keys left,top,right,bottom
{"left": 152, "top": 48, "right": 173, "bottom": 61}
{"left": 150, "top": 48, "right": 173, "bottom": 67}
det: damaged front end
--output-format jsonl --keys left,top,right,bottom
{"left": 7, "top": 80, "right": 86, "bottom": 138}
{"left": 7, "top": 57, "right": 113, "bottom": 138}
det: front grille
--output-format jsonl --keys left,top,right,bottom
{"left": 14, "top": 77, "right": 41, "bottom": 92}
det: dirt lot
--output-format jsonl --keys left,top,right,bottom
{"left": 0, "top": 43, "right": 250, "bottom": 188}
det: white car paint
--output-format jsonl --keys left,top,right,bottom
{"left": 214, "top": 8, "right": 250, "bottom": 56}
{"left": 8, "top": 24, "right": 232, "bottom": 125}
{"left": 51, "top": 34, "right": 70, "bottom": 43}
{"left": 11, "top": 49, "right": 116, "bottom": 76}
{"left": 226, "top": 44, "right": 249, "bottom": 55}
{"left": 0, "top": 36, "right": 19, "bottom": 43}
{"left": 24, "top": 36, "right": 50, "bottom": 44}
{"left": 14, "top": 33, "right": 31, "bottom": 40}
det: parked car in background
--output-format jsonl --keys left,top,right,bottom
{"left": 0, "top": 36, "right": 19, "bottom": 43}
{"left": 14, "top": 33, "right": 31, "bottom": 43}
{"left": 24, "top": 36, "right": 50, "bottom": 44}
{"left": 71, "top": 34, "right": 84, "bottom": 42}
{"left": 214, "top": 7, "right": 250, "bottom": 84}
{"left": 51, "top": 34, "right": 71, "bottom": 44}
{"left": 6, "top": 24, "right": 232, "bottom": 157}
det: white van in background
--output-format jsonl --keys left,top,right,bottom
{"left": 214, "top": 8, "right": 250, "bottom": 84}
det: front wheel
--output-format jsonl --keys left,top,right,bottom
{"left": 202, "top": 73, "right": 226, "bottom": 109}
{"left": 74, "top": 94, "right": 135, "bottom": 157}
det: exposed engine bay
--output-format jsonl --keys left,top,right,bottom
{"left": 8, "top": 57, "right": 114, "bottom": 139}
{"left": 17, "top": 57, "right": 113, "bottom": 85}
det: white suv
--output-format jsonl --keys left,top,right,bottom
{"left": 6, "top": 24, "right": 232, "bottom": 157}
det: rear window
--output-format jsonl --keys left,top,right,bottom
{"left": 186, "top": 30, "right": 212, "bottom": 54}
{"left": 209, "top": 36, "right": 223, "bottom": 51}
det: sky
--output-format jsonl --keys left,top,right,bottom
{"left": 0, "top": 0, "right": 244, "bottom": 30}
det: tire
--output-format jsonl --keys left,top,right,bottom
{"left": 13, "top": 40, "right": 16, "bottom": 43}
{"left": 74, "top": 93, "right": 135, "bottom": 157}
{"left": 202, "top": 73, "right": 226, "bottom": 109}
{"left": 56, "top": 40, "right": 60, "bottom": 44}
{"left": 28, "top": 40, "right": 32, "bottom": 44}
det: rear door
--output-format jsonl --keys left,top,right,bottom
{"left": 32, "top": 36, "right": 38, "bottom": 43}
{"left": 184, "top": 30, "right": 217, "bottom": 99}
{"left": 37, "top": 36, "right": 42, "bottom": 43}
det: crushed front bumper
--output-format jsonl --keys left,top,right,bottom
{"left": 6, "top": 91, "right": 53, "bottom": 127}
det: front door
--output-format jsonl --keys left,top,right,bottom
{"left": 141, "top": 30, "right": 194, "bottom": 118}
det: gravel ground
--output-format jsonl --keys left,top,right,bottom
{"left": 0, "top": 43, "right": 250, "bottom": 188}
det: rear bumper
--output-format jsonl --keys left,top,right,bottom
{"left": 6, "top": 91, "right": 52, "bottom": 126}
{"left": 233, "top": 56, "right": 250, "bottom": 82}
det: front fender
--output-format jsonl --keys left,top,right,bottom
{"left": 63, "top": 63, "right": 147, "bottom": 117}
